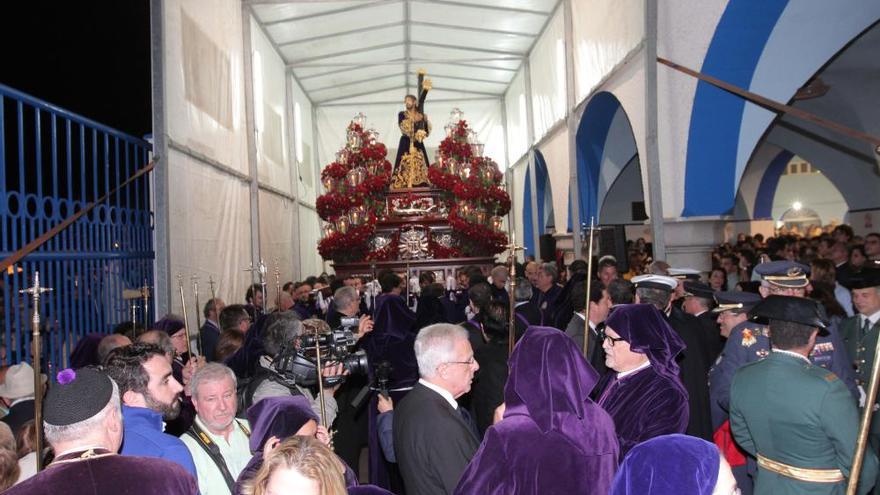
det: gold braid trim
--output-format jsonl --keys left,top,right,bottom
{"left": 757, "top": 455, "right": 844, "bottom": 483}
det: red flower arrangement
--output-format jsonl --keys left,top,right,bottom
{"left": 317, "top": 121, "right": 392, "bottom": 262}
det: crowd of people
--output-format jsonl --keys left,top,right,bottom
{"left": 0, "top": 224, "right": 877, "bottom": 494}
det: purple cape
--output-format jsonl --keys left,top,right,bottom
{"left": 597, "top": 304, "right": 689, "bottom": 459}
{"left": 610, "top": 434, "right": 719, "bottom": 495}
{"left": 455, "top": 326, "right": 619, "bottom": 495}
{"left": 5, "top": 453, "right": 198, "bottom": 495}
{"left": 234, "top": 396, "right": 357, "bottom": 494}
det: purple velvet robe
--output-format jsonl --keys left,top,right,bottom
{"left": 6, "top": 452, "right": 198, "bottom": 495}
{"left": 610, "top": 434, "right": 720, "bottom": 495}
{"left": 455, "top": 326, "right": 619, "bottom": 495}
{"left": 596, "top": 304, "right": 690, "bottom": 460}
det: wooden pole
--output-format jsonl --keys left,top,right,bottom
{"left": 582, "top": 217, "right": 595, "bottom": 359}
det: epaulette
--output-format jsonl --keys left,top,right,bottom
{"left": 824, "top": 372, "right": 839, "bottom": 382}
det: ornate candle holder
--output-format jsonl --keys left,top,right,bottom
{"left": 337, "top": 217, "right": 350, "bottom": 234}
{"left": 491, "top": 216, "right": 503, "bottom": 231}
{"left": 322, "top": 176, "right": 336, "bottom": 192}
{"left": 346, "top": 167, "right": 366, "bottom": 188}
{"left": 353, "top": 113, "right": 367, "bottom": 128}
{"left": 449, "top": 108, "right": 464, "bottom": 124}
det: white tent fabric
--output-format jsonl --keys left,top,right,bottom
{"left": 536, "top": 127, "right": 570, "bottom": 231}
{"left": 528, "top": 8, "right": 566, "bottom": 141}
{"left": 504, "top": 69, "right": 529, "bottom": 163}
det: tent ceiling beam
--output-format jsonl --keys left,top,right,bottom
{"left": 276, "top": 21, "right": 406, "bottom": 47}
{"left": 289, "top": 42, "right": 403, "bottom": 65}
{"left": 308, "top": 72, "right": 408, "bottom": 93}
{"left": 294, "top": 63, "right": 401, "bottom": 80}
{"left": 263, "top": 0, "right": 400, "bottom": 26}
{"left": 315, "top": 85, "right": 408, "bottom": 103}
{"left": 411, "top": 0, "right": 552, "bottom": 17}
{"left": 413, "top": 73, "right": 510, "bottom": 85}
{"left": 410, "top": 41, "right": 525, "bottom": 57}
{"left": 289, "top": 57, "right": 518, "bottom": 68}
{"left": 318, "top": 96, "right": 497, "bottom": 107}
{"left": 408, "top": 20, "right": 538, "bottom": 38}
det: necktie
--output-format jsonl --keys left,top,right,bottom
{"left": 863, "top": 317, "right": 873, "bottom": 339}
{"left": 458, "top": 407, "right": 479, "bottom": 439}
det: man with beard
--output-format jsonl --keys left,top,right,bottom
{"left": 105, "top": 342, "right": 197, "bottom": 478}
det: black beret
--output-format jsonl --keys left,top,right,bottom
{"left": 44, "top": 367, "right": 114, "bottom": 426}
{"left": 749, "top": 295, "right": 827, "bottom": 334}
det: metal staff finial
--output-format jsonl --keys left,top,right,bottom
{"left": 273, "top": 257, "right": 281, "bottom": 310}
{"left": 259, "top": 259, "right": 269, "bottom": 316}
{"left": 176, "top": 274, "right": 194, "bottom": 357}
{"left": 208, "top": 275, "right": 217, "bottom": 302}
{"left": 504, "top": 230, "right": 525, "bottom": 356}
{"left": 583, "top": 217, "right": 596, "bottom": 360}
{"left": 140, "top": 278, "right": 151, "bottom": 328}
{"left": 191, "top": 275, "right": 203, "bottom": 356}
{"left": 20, "top": 271, "right": 52, "bottom": 472}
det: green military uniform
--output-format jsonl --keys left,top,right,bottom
{"left": 731, "top": 351, "right": 877, "bottom": 494}
{"left": 730, "top": 295, "right": 878, "bottom": 495}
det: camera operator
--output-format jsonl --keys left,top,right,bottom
{"left": 249, "top": 314, "right": 346, "bottom": 426}
{"left": 326, "top": 286, "right": 374, "bottom": 338}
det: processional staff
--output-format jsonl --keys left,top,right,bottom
{"left": 191, "top": 275, "right": 203, "bottom": 354}
{"left": 583, "top": 217, "right": 596, "bottom": 360}
{"left": 20, "top": 271, "right": 52, "bottom": 472}
{"left": 141, "top": 278, "right": 151, "bottom": 328}
{"left": 273, "top": 258, "right": 281, "bottom": 309}
{"left": 505, "top": 231, "right": 525, "bottom": 356}
{"left": 208, "top": 275, "right": 217, "bottom": 305}
{"left": 258, "top": 259, "right": 268, "bottom": 316}
{"left": 176, "top": 274, "right": 195, "bottom": 357}
{"left": 847, "top": 332, "right": 880, "bottom": 494}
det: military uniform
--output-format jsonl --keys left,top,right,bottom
{"left": 730, "top": 296, "right": 878, "bottom": 495}
{"left": 730, "top": 351, "right": 876, "bottom": 494}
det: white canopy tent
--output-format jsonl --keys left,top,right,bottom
{"left": 149, "top": 0, "right": 666, "bottom": 314}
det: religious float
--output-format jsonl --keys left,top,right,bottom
{"left": 316, "top": 74, "right": 510, "bottom": 283}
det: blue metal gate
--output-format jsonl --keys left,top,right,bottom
{"left": 0, "top": 83, "right": 154, "bottom": 374}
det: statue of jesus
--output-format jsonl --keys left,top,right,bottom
{"left": 391, "top": 70, "right": 431, "bottom": 189}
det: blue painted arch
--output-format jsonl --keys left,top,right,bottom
{"left": 575, "top": 91, "right": 640, "bottom": 226}
{"left": 522, "top": 150, "right": 553, "bottom": 256}
{"left": 683, "top": 0, "right": 880, "bottom": 217}
{"left": 752, "top": 149, "right": 793, "bottom": 220}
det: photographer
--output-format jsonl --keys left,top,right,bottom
{"left": 247, "top": 314, "right": 345, "bottom": 426}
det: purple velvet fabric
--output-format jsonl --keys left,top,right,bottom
{"left": 454, "top": 326, "right": 619, "bottom": 495}
{"left": 610, "top": 434, "right": 720, "bottom": 495}
{"left": 234, "top": 396, "right": 357, "bottom": 495}
{"left": 596, "top": 304, "right": 689, "bottom": 460}
{"left": 604, "top": 304, "right": 686, "bottom": 384}
{"left": 5, "top": 454, "right": 198, "bottom": 495}
{"left": 348, "top": 486, "right": 395, "bottom": 495}
{"left": 68, "top": 333, "right": 103, "bottom": 369}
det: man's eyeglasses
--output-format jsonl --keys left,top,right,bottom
{"left": 599, "top": 331, "right": 626, "bottom": 347}
{"left": 445, "top": 357, "right": 476, "bottom": 366}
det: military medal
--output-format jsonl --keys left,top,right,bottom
{"left": 741, "top": 328, "right": 757, "bottom": 347}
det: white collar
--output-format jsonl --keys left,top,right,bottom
{"left": 573, "top": 312, "right": 597, "bottom": 331}
{"left": 617, "top": 360, "right": 651, "bottom": 379}
{"left": 694, "top": 310, "right": 708, "bottom": 317}
{"left": 772, "top": 348, "right": 811, "bottom": 364}
{"left": 419, "top": 379, "right": 458, "bottom": 410}
{"left": 9, "top": 397, "right": 32, "bottom": 407}
{"left": 515, "top": 301, "right": 529, "bottom": 308}
{"left": 863, "top": 309, "right": 880, "bottom": 327}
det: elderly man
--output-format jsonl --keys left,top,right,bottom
{"left": 632, "top": 274, "right": 713, "bottom": 441}
{"left": 731, "top": 296, "right": 878, "bottom": 494}
{"left": 5, "top": 367, "right": 197, "bottom": 494}
{"left": 394, "top": 324, "right": 481, "bottom": 495}
{"left": 104, "top": 342, "right": 197, "bottom": 478}
{"left": 489, "top": 265, "right": 509, "bottom": 305}
{"left": 181, "top": 363, "right": 252, "bottom": 495}
{"left": 96, "top": 334, "right": 131, "bottom": 365}
{"left": 0, "top": 363, "right": 43, "bottom": 434}
{"left": 594, "top": 304, "right": 689, "bottom": 460}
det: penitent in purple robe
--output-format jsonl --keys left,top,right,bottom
{"left": 455, "top": 326, "right": 619, "bottom": 495}
{"left": 595, "top": 304, "right": 689, "bottom": 460}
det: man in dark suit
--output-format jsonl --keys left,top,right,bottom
{"left": 0, "top": 362, "right": 43, "bottom": 435}
{"left": 199, "top": 297, "right": 224, "bottom": 362}
{"left": 393, "top": 324, "right": 481, "bottom": 495}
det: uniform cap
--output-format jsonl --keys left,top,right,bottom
{"left": 668, "top": 268, "right": 701, "bottom": 281}
{"left": 849, "top": 269, "right": 880, "bottom": 290}
{"left": 712, "top": 291, "right": 762, "bottom": 313}
{"left": 683, "top": 281, "right": 715, "bottom": 300}
{"left": 749, "top": 295, "right": 827, "bottom": 332}
{"left": 753, "top": 260, "right": 810, "bottom": 288}
{"left": 632, "top": 274, "right": 678, "bottom": 291}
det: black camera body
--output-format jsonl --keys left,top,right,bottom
{"left": 272, "top": 320, "right": 369, "bottom": 388}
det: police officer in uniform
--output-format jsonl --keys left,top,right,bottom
{"left": 709, "top": 261, "right": 857, "bottom": 494}
{"left": 730, "top": 295, "right": 877, "bottom": 495}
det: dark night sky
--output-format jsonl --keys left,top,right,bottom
{"left": 0, "top": 1, "right": 152, "bottom": 138}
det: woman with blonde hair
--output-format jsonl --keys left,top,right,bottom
{"left": 242, "top": 436, "right": 346, "bottom": 495}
